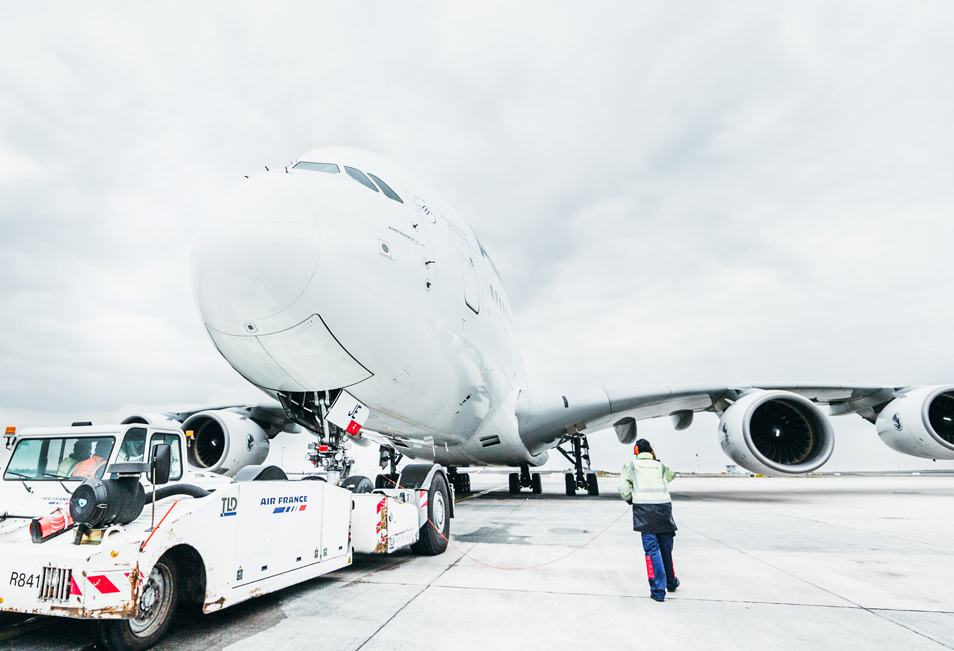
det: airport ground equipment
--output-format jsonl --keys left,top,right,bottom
{"left": 0, "top": 423, "right": 451, "bottom": 651}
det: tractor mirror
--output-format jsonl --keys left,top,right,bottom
{"left": 151, "top": 443, "right": 172, "bottom": 485}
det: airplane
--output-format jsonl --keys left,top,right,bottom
{"left": 125, "top": 146, "right": 953, "bottom": 515}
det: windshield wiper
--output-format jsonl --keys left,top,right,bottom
{"left": 42, "top": 473, "right": 74, "bottom": 494}
{"left": 5, "top": 471, "right": 36, "bottom": 492}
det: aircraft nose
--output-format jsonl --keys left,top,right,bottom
{"left": 192, "top": 176, "right": 320, "bottom": 324}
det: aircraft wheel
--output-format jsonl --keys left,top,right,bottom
{"left": 508, "top": 473, "right": 520, "bottom": 494}
{"left": 531, "top": 473, "right": 542, "bottom": 494}
{"left": 586, "top": 472, "right": 600, "bottom": 496}
{"left": 411, "top": 473, "right": 450, "bottom": 555}
{"left": 340, "top": 475, "right": 374, "bottom": 493}
{"left": 453, "top": 473, "right": 471, "bottom": 494}
{"left": 565, "top": 473, "right": 576, "bottom": 496}
{"left": 97, "top": 557, "right": 178, "bottom": 651}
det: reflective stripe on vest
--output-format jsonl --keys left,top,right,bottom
{"left": 71, "top": 456, "right": 107, "bottom": 479}
{"left": 628, "top": 457, "right": 672, "bottom": 504}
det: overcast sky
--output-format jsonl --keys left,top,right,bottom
{"left": 2, "top": 2, "right": 953, "bottom": 473}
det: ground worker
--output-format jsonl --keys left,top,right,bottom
{"left": 619, "top": 438, "right": 679, "bottom": 602}
{"left": 70, "top": 440, "right": 111, "bottom": 479}
{"left": 57, "top": 440, "right": 92, "bottom": 477}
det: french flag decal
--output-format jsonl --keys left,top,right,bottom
{"left": 273, "top": 505, "right": 307, "bottom": 514}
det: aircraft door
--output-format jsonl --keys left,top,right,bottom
{"left": 447, "top": 222, "right": 479, "bottom": 314}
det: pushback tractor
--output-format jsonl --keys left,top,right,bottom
{"left": 0, "top": 423, "right": 452, "bottom": 650}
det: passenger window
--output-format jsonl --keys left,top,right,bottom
{"left": 344, "top": 166, "right": 379, "bottom": 193}
{"left": 149, "top": 433, "right": 183, "bottom": 481}
{"left": 367, "top": 173, "right": 403, "bottom": 203}
{"left": 293, "top": 161, "right": 340, "bottom": 173}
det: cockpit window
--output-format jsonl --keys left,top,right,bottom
{"left": 293, "top": 161, "right": 340, "bottom": 173}
{"left": 367, "top": 173, "right": 403, "bottom": 203}
{"left": 477, "top": 237, "right": 502, "bottom": 280}
{"left": 344, "top": 166, "right": 379, "bottom": 193}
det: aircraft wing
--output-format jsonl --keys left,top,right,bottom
{"left": 514, "top": 384, "right": 906, "bottom": 456}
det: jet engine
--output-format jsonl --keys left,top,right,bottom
{"left": 718, "top": 390, "right": 834, "bottom": 475}
{"left": 183, "top": 410, "right": 269, "bottom": 476}
{"left": 121, "top": 413, "right": 182, "bottom": 426}
{"left": 875, "top": 385, "right": 954, "bottom": 460}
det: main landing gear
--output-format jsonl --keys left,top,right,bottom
{"left": 556, "top": 435, "right": 599, "bottom": 496}
{"left": 448, "top": 467, "right": 471, "bottom": 494}
{"left": 508, "top": 465, "right": 542, "bottom": 494}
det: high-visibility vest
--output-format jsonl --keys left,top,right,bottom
{"left": 619, "top": 452, "right": 675, "bottom": 504}
{"left": 57, "top": 456, "right": 81, "bottom": 477}
{"left": 70, "top": 455, "right": 107, "bottom": 479}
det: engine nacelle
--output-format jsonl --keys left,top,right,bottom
{"left": 121, "top": 413, "right": 182, "bottom": 426}
{"left": 875, "top": 385, "right": 954, "bottom": 460}
{"left": 614, "top": 417, "right": 637, "bottom": 445}
{"left": 719, "top": 390, "right": 834, "bottom": 476}
{"left": 183, "top": 410, "right": 269, "bottom": 476}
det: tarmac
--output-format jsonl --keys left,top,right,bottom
{"left": 2, "top": 472, "right": 953, "bottom": 650}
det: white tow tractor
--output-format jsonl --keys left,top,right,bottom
{"left": 0, "top": 423, "right": 453, "bottom": 650}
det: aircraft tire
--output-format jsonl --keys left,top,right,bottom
{"left": 340, "top": 475, "right": 374, "bottom": 493}
{"left": 411, "top": 473, "right": 450, "bottom": 555}
{"left": 531, "top": 473, "right": 542, "bottom": 494}
{"left": 97, "top": 557, "right": 178, "bottom": 651}
{"left": 565, "top": 473, "right": 576, "bottom": 496}
{"left": 508, "top": 473, "right": 520, "bottom": 494}
{"left": 586, "top": 472, "right": 599, "bottom": 496}
{"left": 451, "top": 473, "right": 471, "bottom": 494}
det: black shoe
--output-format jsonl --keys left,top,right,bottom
{"left": 667, "top": 578, "right": 680, "bottom": 593}
{"left": 651, "top": 594, "right": 665, "bottom": 602}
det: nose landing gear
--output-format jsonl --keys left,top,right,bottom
{"left": 278, "top": 391, "right": 355, "bottom": 482}
{"left": 556, "top": 435, "right": 599, "bottom": 496}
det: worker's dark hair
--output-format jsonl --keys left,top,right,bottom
{"left": 635, "top": 438, "right": 653, "bottom": 454}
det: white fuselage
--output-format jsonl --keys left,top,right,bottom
{"left": 192, "top": 147, "right": 540, "bottom": 466}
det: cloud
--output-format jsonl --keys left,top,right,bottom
{"left": 1, "top": 2, "right": 952, "bottom": 471}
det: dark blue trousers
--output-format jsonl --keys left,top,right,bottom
{"left": 641, "top": 532, "right": 676, "bottom": 600}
